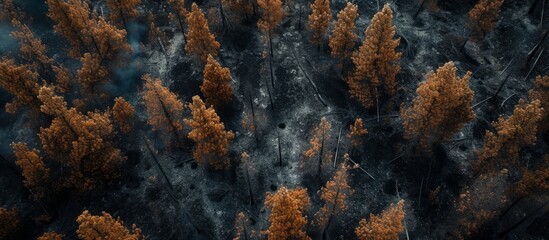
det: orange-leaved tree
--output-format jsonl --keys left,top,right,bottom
{"left": 185, "top": 95, "right": 235, "bottom": 169}
{"left": 515, "top": 155, "right": 549, "bottom": 198}
{"left": 307, "top": 0, "right": 331, "bottom": 47}
{"left": 76, "top": 210, "right": 142, "bottom": 240}
{"left": 10, "top": 19, "right": 53, "bottom": 71}
{"left": 476, "top": 99, "right": 544, "bottom": 173}
{"left": 76, "top": 53, "right": 109, "bottom": 96}
{"left": 264, "top": 186, "right": 311, "bottom": 240}
{"left": 303, "top": 117, "right": 332, "bottom": 179}
{"left": 113, "top": 97, "right": 135, "bottom": 134}
{"left": 329, "top": 2, "right": 358, "bottom": 66}
{"left": 106, "top": 0, "right": 141, "bottom": 27}
{"left": 201, "top": 55, "right": 233, "bottom": 108}
{"left": 141, "top": 74, "right": 184, "bottom": 146}
{"left": 355, "top": 200, "right": 405, "bottom": 240}
{"left": 0, "top": 207, "right": 19, "bottom": 239}
{"left": 167, "top": 0, "right": 188, "bottom": 36}
{"left": 37, "top": 232, "right": 63, "bottom": 240}
{"left": 467, "top": 0, "right": 504, "bottom": 42}
{"left": 0, "top": 58, "right": 41, "bottom": 113}
{"left": 257, "top": 0, "right": 283, "bottom": 54}
{"left": 348, "top": 4, "right": 401, "bottom": 109}
{"left": 185, "top": 3, "right": 220, "bottom": 62}
{"left": 11, "top": 142, "right": 50, "bottom": 199}
{"left": 37, "top": 86, "right": 125, "bottom": 190}
{"left": 528, "top": 75, "right": 549, "bottom": 132}
{"left": 315, "top": 162, "right": 353, "bottom": 237}
{"left": 347, "top": 118, "right": 368, "bottom": 148}
{"left": 233, "top": 211, "right": 253, "bottom": 240}
{"left": 401, "top": 62, "right": 475, "bottom": 150}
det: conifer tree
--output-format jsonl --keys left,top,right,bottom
{"left": 303, "top": 117, "right": 332, "bottom": 179}
{"left": 201, "top": 55, "right": 233, "bottom": 108}
{"left": 37, "top": 232, "right": 64, "bottom": 240}
{"left": 233, "top": 212, "right": 253, "bottom": 240}
{"left": 185, "top": 95, "right": 235, "bottom": 169}
{"left": 113, "top": 97, "right": 135, "bottom": 134}
{"left": 0, "top": 58, "right": 40, "bottom": 113}
{"left": 141, "top": 74, "right": 184, "bottom": 145}
{"left": 401, "top": 62, "right": 475, "bottom": 149}
{"left": 348, "top": 4, "right": 401, "bottom": 109}
{"left": 307, "top": 0, "right": 331, "bottom": 47}
{"left": 77, "top": 210, "right": 143, "bottom": 240}
{"left": 185, "top": 3, "right": 221, "bottom": 62}
{"left": 238, "top": 152, "right": 257, "bottom": 205}
{"left": 348, "top": 118, "right": 368, "bottom": 148}
{"left": 515, "top": 155, "right": 549, "bottom": 197}
{"left": 52, "top": 64, "right": 71, "bottom": 94}
{"left": 10, "top": 19, "right": 53, "bottom": 71}
{"left": 37, "top": 86, "right": 125, "bottom": 190}
{"left": 46, "top": 0, "right": 93, "bottom": 57}
{"left": 76, "top": 53, "right": 109, "bottom": 95}
{"left": 0, "top": 207, "right": 19, "bottom": 239}
{"left": 355, "top": 200, "right": 405, "bottom": 240}
{"left": 476, "top": 99, "right": 544, "bottom": 172}
{"left": 167, "top": 0, "right": 188, "bottom": 36}
{"left": 315, "top": 162, "right": 353, "bottom": 238}
{"left": 11, "top": 142, "right": 50, "bottom": 200}
{"left": 329, "top": 3, "right": 358, "bottom": 66}
{"left": 264, "top": 187, "right": 311, "bottom": 240}
{"left": 91, "top": 17, "right": 132, "bottom": 60}
{"left": 257, "top": 0, "right": 283, "bottom": 55}
{"left": 106, "top": 0, "right": 141, "bottom": 27}
{"left": 528, "top": 75, "right": 549, "bottom": 132}
{"left": 147, "top": 12, "right": 167, "bottom": 49}
{"left": 0, "top": 0, "right": 24, "bottom": 21}
{"left": 467, "top": 0, "right": 504, "bottom": 41}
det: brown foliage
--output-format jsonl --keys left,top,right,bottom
{"left": 257, "top": 0, "right": 283, "bottom": 37}
{"left": 224, "top": 0, "right": 255, "bottom": 18}
{"left": 167, "top": 0, "right": 188, "bottom": 34}
{"left": 52, "top": 64, "right": 71, "bottom": 94}
{"left": 0, "top": 207, "right": 19, "bottom": 239}
{"left": 515, "top": 155, "right": 549, "bottom": 197}
{"left": 348, "top": 118, "right": 368, "bottom": 148}
{"left": 11, "top": 142, "right": 50, "bottom": 199}
{"left": 113, "top": 97, "right": 135, "bottom": 134}
{"left": 185, "top": 95, "right": 235, "bottom": 169}
{"left": 77, "top": 210, "right": 143, "bottom": 240}
{"left": 201, "top": 55, "right": 233, "bottom": 108}
{"left": 37, "top": 232, "right": 64, "bottom": 240}
{"left": 106, "top": 0, "right": 141, "bottom": 26}
{"left": 142, "top": 74, "right": 184, "bottom": 144}
{"left": 355, "top": 200, "right": 405, "bottom": 240}
{"left": 303, "top": 117, "right": 332, "bottom": 177}
{"left": 37, "top": 86, "right": 125, "bottom": 190}
{"left": 476, "top": 99, "right": 544, "bottom": 172}
{"left": 329, "top": 3, "right": 358, "bottom": 64}
{"left": 0, "top": 0, "right": 23, "bottom": 21}
{"left": 92, "top": 17, "right": 133, "bottom": 60}
{"left": 528, "top": 75, "right": 549, "bottom": 132}
{"left": 401, "top": 62, "right": 475, "bottom": 149}
{"left": 10, "top": 19, "right": 53, "bottom": 67}
{"left": 147, "top": 12, "right": 167, "bottom": 47}
{"left": 264, "top": 187, "right": 311, "bottom": 240}
{"left": 77, "top": 53, "right": 109, "bottom": 95}
{"left": 468, "top": 0, "right": 503, "bottom": 41}
{"left": 307, "top": 0, "right": 331, "bottom": 46}
{"left": 185, "top": 3, "right": 221, "bottom": 62}
{"left": 348, "top": 4, "right": 401, "bottom": 109}
{"left": 315, "top": 162, "right": 353, "bottom": 230}
{"left": 0, "top": 58, "right": 40, "bottom": 113}
{"left": 233, "top": 212, "right": 253, "bottom": 240}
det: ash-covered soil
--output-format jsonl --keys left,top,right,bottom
{"left": 0, "top": 0, "right": 548, "bottom": 239}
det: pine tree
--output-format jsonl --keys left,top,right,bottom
{"left": 201, "top": 55, "right": 233, "bottom": 108}
{"left": 167, "top": 0, "right": 188, "bottom": 36}
{"left": 476, "top": 99, "right": 544, "bottom": 172}
{"left": 37, "top": 232, "right": 64, "bottom": 240}
{"left": 52, "top": 64, "right": 71, "bottom": 94}
{"left": 515, "top": 155, "right": 549, "bottom": 197}
{"left": 185, "top": 3, "right": 221, "bottom": 62}
{"left": 401, "top": 62, "right": 475, "bottom": 150}
{"left": 141, "top": 74, "right": 184, "bottom": 145}
{"left": 307, "top": 0, "right": 331, "bottom": 47}
{"left": 0, "top": 58, "right": 40, "bottom": 113}
{"left": 76, "top": 53, "right": 109, "bottom": 95}
{"left": 329, "top": 3, "right": 358, "bottom": 66}
{"left": 528, "top": 75, "right": 549, "bottom": 132}
{"left": 467, "top": 0, "right": 504, "bottom": 41}
{"left": 106, "top": 0, "right": 141, "bottom": 27}
{"left": 91, "top": 16, "right": 132, "bottom": 60}
{"left": 46, "top": 0, "right": 93, "bottom": 57}
{"left": 348, "top": 118, "right": 368, "bottom": 148}
{"left": 315, "top": 162, "right": 353, "bottom": 238}
{"left": 37, "top": 86, "right": 125, "bottom": 190}
{"left": 185, "top": 95, "right": 235, "bottom": 169}
{"left": 264, "top": 187, "right": 311, "bottom": 240}
{"left": 303, "top": 117, "right": 332, "bottom": 179}
{"left": 355, "top": 200, "right": 405, "bottom": 240}
{"left": 11, "top": 142, "right": 50, "bottom": 199}
{"left": 77, "top": 210, "right": 143, "bottom": 240}
{"left": 257, "top": 0, "right": 283, "bottom": 37}
{"left": 233, "top": 212, "right": 253, "bottom": 240}
{"left": 0, "top": 207, "right": 19, "bottom": 239}
{"left": 113, "top": 97, "right": 135, "bottom": 134}
{"left": 10, "top": 19, "right": 53, "bottom": 70}
{"left": 348, "top": 4, "right": 401, "bottom": 109}
{"left": 147, "top": 12, "right": 167, "bottom": 49}
{"left": 0, "top": 0, "right": 23, "bottom": 22}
